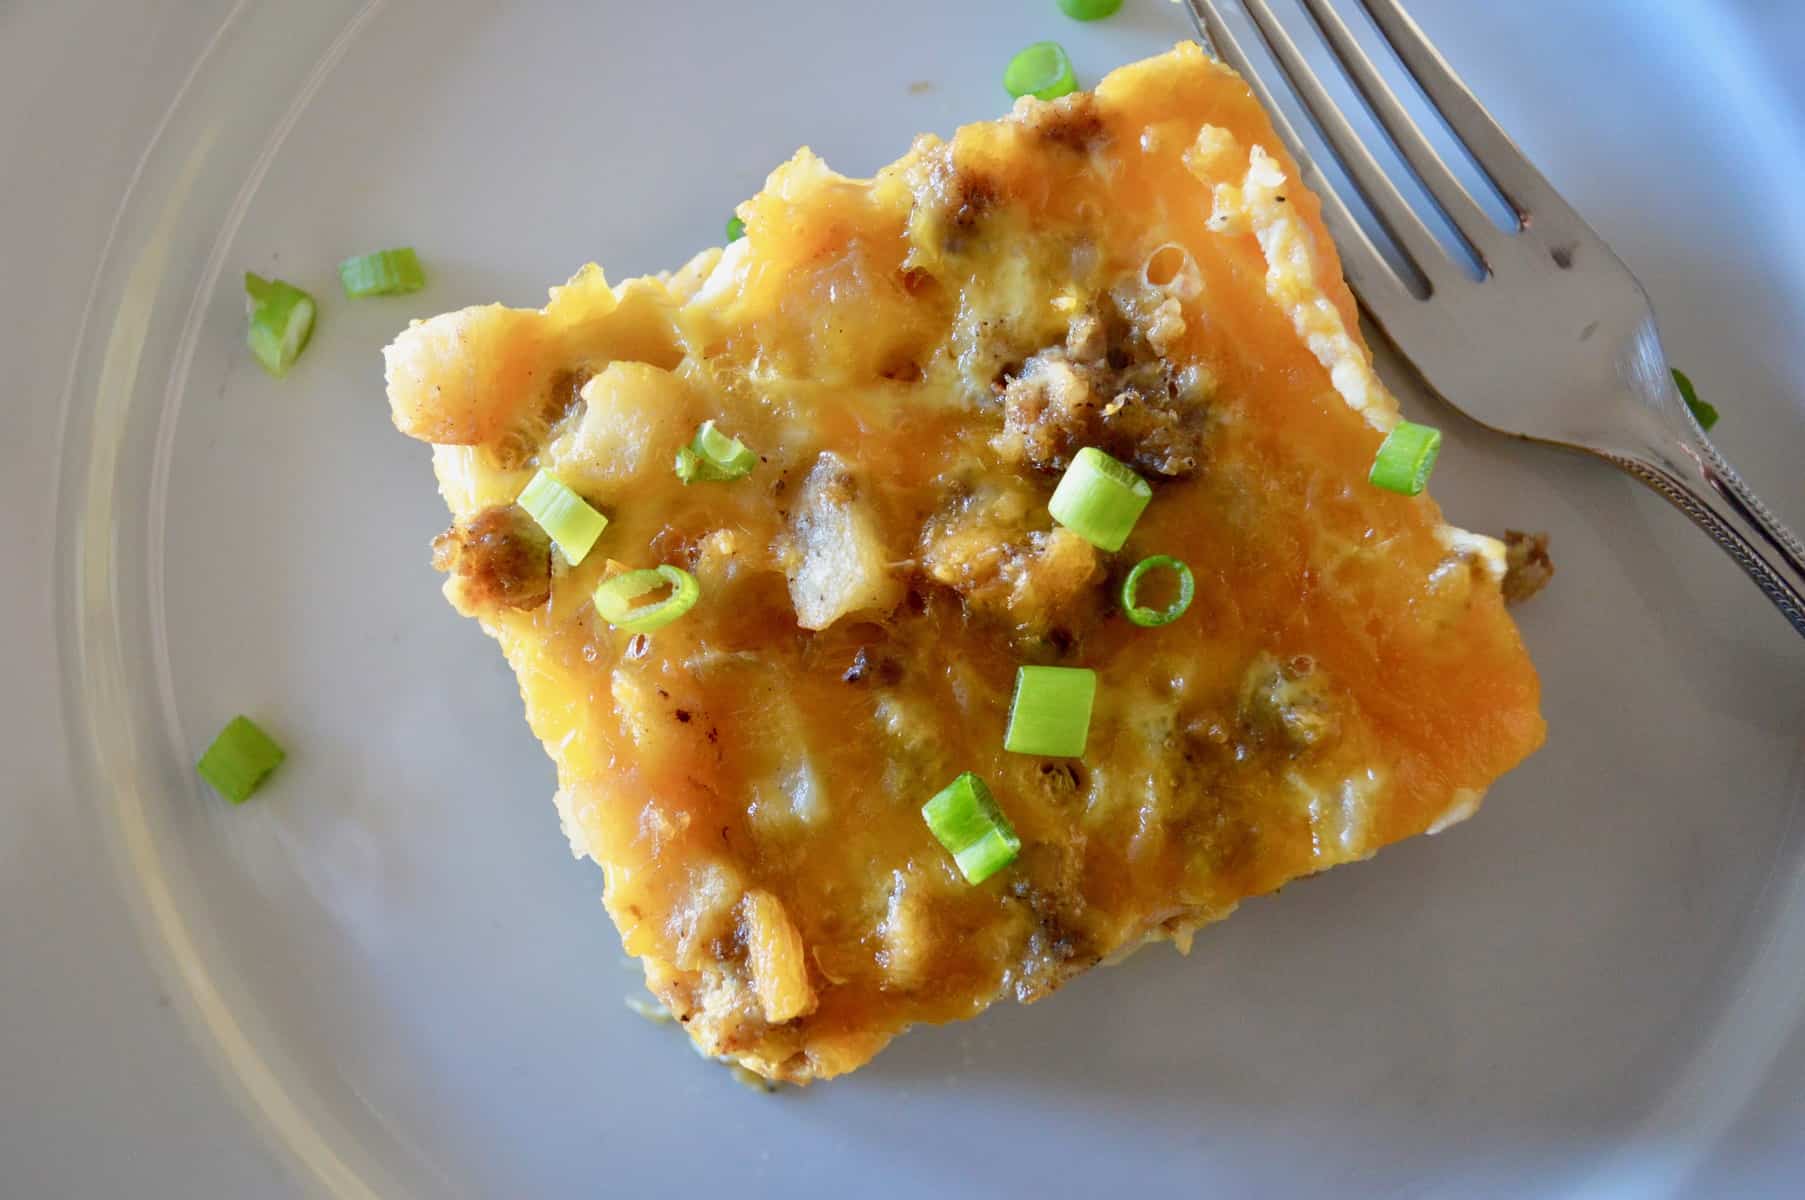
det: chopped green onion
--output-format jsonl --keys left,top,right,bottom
{"left": 1673, "top": 368, "right": 1719, "bottom": 431}
{"left": 196, "top": 716, "right": 285, "bottom": 805}
{"left": 1048, "top": 447, "right": 1152, "bottom": 552}
{"left": 594, "top": 565, "right": 700, "bottom": 633}
{"left": 243, "top": 273, "right": 316, "bottom": 378}
{"left": 1121, "top": 555, "right": 1195, "bottom": 627}
{"left": 338, "top": 247, "right": 425, "bottom": 297}
{"left": 726, "top": 215, "right": 746, "bottom": 242}
{"left": 1004, "top": 665, "right": 1097, "bottom": 758}
{"left": 1004, "top": 41, "right": 1079, "bottom": 101}
{"left": 921, "top": 772, "right": 1021, "bottom": 884}
{"left": 1368, "top": 420, "right": 1442, "bottom": 496}
{"left": 674, "top": 420, "right": 757, "bottom": 484}
{"left": 1058, "top": 0, "right": 1122, "bottom": 19}
{"left": 516, "top": 470, "right": 608, "bottom": 565}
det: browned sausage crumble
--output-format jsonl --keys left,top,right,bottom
{"left": 1501, "top": 530, "right": 1554, "bottom": 606}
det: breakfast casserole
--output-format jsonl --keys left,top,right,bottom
{"left": 384, "top": 44, "right": 1544, "bottom": 1084}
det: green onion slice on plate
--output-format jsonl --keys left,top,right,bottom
{"left": 1059, "top": 0, "right": 1122, "bottom": 19}
{"left": 1004, "top": 41, "right": 1079, "bottom": 101}
{"left": 197, "top": 716, "right": 285, "bottom": 805}
{"left": 921, "top": 772, "right": 1021, "bottom": 884}
{"left": 243, "top": 273, "right": 316, "bottom": 378}
{"left": 338, "top": 247, "right": 426, "bottom": 297}
{"left": 594, "top": 565, "right": 700, "bottom": 633}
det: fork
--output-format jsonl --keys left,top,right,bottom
{"left": 1185, "top": 0, "right": 1805, "bottom": 637}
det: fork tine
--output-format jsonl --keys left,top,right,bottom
{"left": 1356, "top": 0, "right": 1563, "bottom": 222}
{"left": 1237, "top": 0, "right": 1462, "bottom": 292}
{"left": 1186, "top": 0, "right": 1418, "bottom": 308}
{"left": 1297, "top": 0, "right": 1512, "bottom": 255}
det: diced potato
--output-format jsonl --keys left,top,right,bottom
{"left": 679, "top": 864, "right": 740, "bottom": 960}
{"left": 742, "top": 685, "right": 830, "bottom": 835}
{"left": 797, "top": 1031, "right": 893, "bottom": 1081}
{"left": 608, "top": 666, "right": 684, "bottom": 770}
{"left": 785, "top": 452, "right": 901, "bottom": 630}
{"left": 552, "top": 783, "right": 600, "bottom": 861}
{"left": 429, "top": 444, "right": 530, "bottom": 516}
{"left": 542, "top": 262, "right": 618, "bottom": 327}
{"left": 741, "top": 889, "right": 817, "bottom": 1024}
{"left": 664, "top": 247, "right": 725, "bottom": 304}
{"left": 750, "top": 750, "right": 827, "bottom": 837}
{"left": 876, "top": 870, "right": 935, "bottom": 991}
{"left": 385, "top": 305, "right": 550, "bottom": 445}
{"left": 545, "top": 267, "right": 685, "bottom": 366}
{"left": 543, "top": 362, "right": 697, "bottom": 493}
{"left": 690, "top": 529, "right": 744, "bottom": 594}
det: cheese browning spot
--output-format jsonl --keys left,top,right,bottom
{"left": 742, "top": 889, "right": 818, "bottom": 1024}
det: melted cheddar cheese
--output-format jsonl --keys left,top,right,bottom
{"left": 385, "top": 44, "right": 1543, "bottom": 1084}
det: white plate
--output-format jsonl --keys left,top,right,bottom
{"left": 7, "top": 1, "right": 1805, "bottom": 1195}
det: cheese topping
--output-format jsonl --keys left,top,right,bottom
{"left": 384, "top": 44, "right": 1543, "bottom": 1083}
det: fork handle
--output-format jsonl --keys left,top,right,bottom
{"left": 1604, "top": 408, "right": 1805, "bottom": 639}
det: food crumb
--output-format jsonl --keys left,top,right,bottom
{"left": 1501, "top": 530, "right": 1554, "bottom": 605}
{"left": 730, "top": 1064, "right": 780, "bottom": 1093}
{"left": 907, "top": 80, "right": 934, "bottom": 95}
{"left": 624, "top": 994, "right": 673, "bottom": 1024}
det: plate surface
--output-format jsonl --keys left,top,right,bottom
{"left": 7, "top": 1, "right": 1805, "bottom": 1196}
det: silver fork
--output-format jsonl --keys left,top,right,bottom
{"left": 1186, "top": 0, "right": 1805, "bottom": 637}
